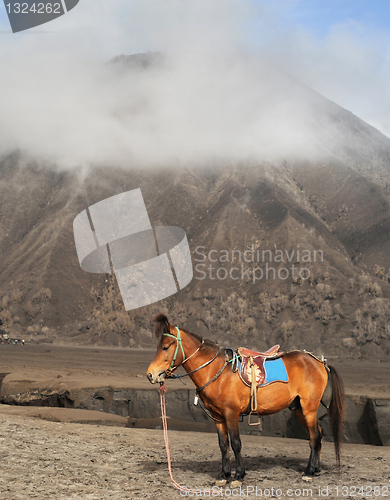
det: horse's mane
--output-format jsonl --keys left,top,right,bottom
{"left": 153, "top": 313, "right": 216, "bottom": 348}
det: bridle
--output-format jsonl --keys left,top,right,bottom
{"left": 163, "top": 327, "right": 188, "bottom": 373}
{"left": 162, "top": 326, "right": 235, "bottom": 423}
{"left": 163, "top": 327, "right": 221, "bottom": 380}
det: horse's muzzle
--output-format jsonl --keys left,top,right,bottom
{"left": 146, "top": 371, "right": 166, "bottom": 384}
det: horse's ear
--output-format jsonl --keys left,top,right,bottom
{"left": 153, "top": 313, "right": 170, "bottom": 339}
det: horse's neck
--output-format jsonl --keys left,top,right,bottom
{"left": 181, "top": 334, "right": 221, "bottom": 388}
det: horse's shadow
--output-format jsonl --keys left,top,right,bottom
{"left": 139, "top": 453, "right": 332, "bottom": 480}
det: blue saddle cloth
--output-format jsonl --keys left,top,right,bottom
{"left": 261, "top": 358, "right": 288, "bottom": 386}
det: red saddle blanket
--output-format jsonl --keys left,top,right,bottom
{"left": 237, "top": 345, "right": 281, "bottom": 387}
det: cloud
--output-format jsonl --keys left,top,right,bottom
{"left": 265, "top": 16, "right": 390, "bottom": 136}
{"left": 0, "top": 0, "right": 389, "bottom": 169}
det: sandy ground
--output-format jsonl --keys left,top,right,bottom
{"left": 0, "top": 413, "right": 389, "bottom": 500}
{"left": 0, "top": 344, "right": 389, "bottom": 499}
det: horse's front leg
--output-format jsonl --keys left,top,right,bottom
{"left": 226, "top": 412, "right": 245, "bottom": 487}
{"left": 215, "top": 420, "right": 231, "bottom": 486}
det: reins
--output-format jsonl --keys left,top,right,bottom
{"left": 195, "top": 347, "right": 237, "bottom": 394}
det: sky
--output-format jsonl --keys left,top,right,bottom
{"left": 250, "top": 0, "right": 390, "bottom": 133}
{"left": 0, "top": 0, "right": 390, "bottom": 168}
{"left": 274, "top": 0, "right": 390, "bottom": 36}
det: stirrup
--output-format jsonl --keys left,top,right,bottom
{"left": 248, "top": 411, "right": 262, "bottom": 426}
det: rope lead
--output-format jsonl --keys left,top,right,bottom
{"left": 159, "top": 382, "right": 192, "bottom": 493}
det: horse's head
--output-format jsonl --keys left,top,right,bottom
{"left": 146, "top": 313, "right": 185, "bottom": 384}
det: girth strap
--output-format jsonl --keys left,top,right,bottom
{"left": 248, "top": 355, "right": 261, "bottom": 426}
{"left": 250, "top": 357, "right": 257, "bottom": 412}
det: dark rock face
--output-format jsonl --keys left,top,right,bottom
{"left": 2, "top": 386, "right": 389, "bottom": 445}
{"left": 108, "top": 52, "right": 165, "bottom": 71}
{"left": 362, "top": 399, "right": 390, "bottom": 446}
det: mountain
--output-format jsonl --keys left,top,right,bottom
{"left": 1, "top": 54, "right": 390, "bottom": 359}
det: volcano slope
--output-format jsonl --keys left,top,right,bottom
{"left": 1, "top": 55, "right": 390, "bottom": 359}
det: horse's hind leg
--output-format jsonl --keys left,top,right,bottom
{"left": 294, "top": 406, "right": 323, "bottom": 477}
{"left": 215, "top": 421, "right": 231, "bottom": 486}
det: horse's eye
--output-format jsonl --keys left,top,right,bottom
{"left": 163, "top": 345, "right": 170, "bottom": 351}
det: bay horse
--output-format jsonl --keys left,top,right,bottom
{"left": 146, "top": 313, "right": 344, "bottom": 486}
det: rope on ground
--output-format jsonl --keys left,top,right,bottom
{"left": 159, "top": 382, "right": 193, "bottom": 493}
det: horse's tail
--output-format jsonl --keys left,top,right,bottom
{"left": 327, "top": 364, "right": 345, "bottom": 466}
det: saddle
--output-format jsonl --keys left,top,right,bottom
{"left": 236, "top": 344, "right": 282, "bottom": 426}
{"left": 237, "top": 345, "right": 281, "bottom": 387}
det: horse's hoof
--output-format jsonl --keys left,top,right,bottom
{"left": 215, "top": 479, "right": 227, "bottom": 487}
{"left": 302, "top": 475, "right": 313, "bottom": 482}
{"left": 230, "top": 480, "right": 243, "bottom": 488}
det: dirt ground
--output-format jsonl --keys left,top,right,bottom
{"left": 0, "top": 344, "right": 389, "bottom": 499}
{"left": 0, "top": 413, "right": 389, "bottom": 500}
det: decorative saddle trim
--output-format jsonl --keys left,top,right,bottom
{"left": 236, "top": 345, "right": 285, "bottom": 388}
{"left": 240, "top": 355, "right": 266, "bottom": 387}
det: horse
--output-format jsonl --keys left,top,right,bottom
{"left": 146, "top": 313, "right": 345, "bottom": 487}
